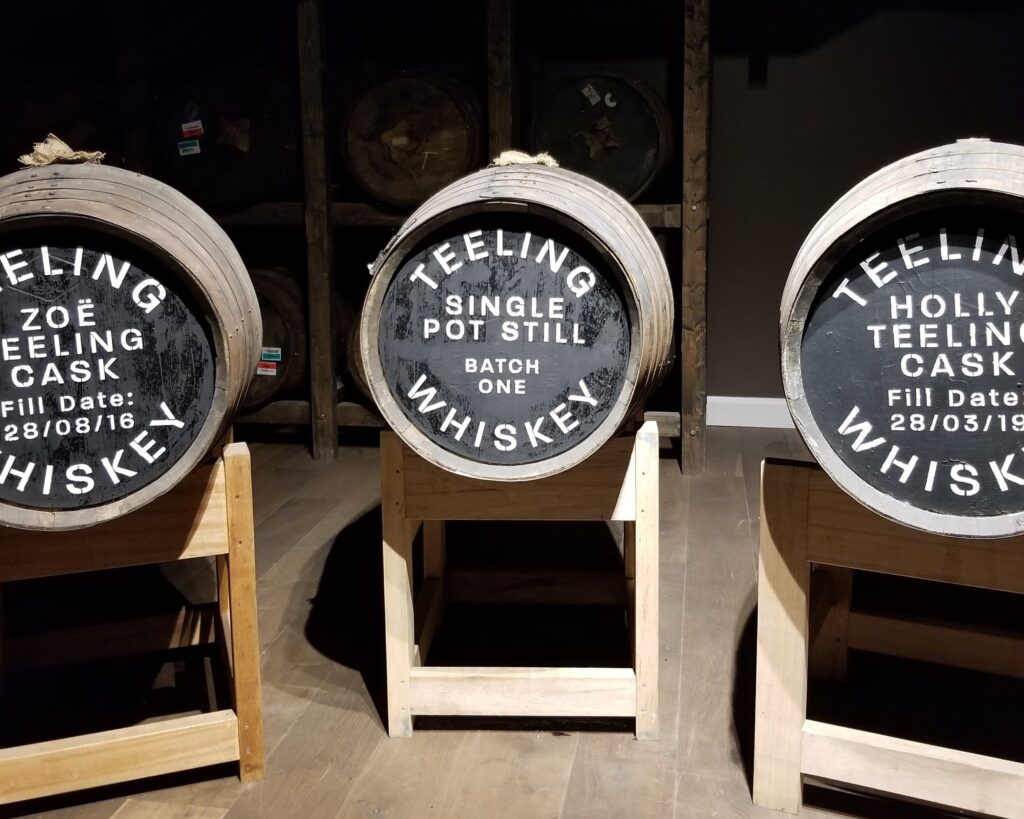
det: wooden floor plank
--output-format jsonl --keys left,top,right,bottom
{"left": 561, "top": 468, "right": 687, "bottom": 819}
{"left": 252, "top": 498, "right": 343, "bottom": 580}
{"left": 676, "top": 474, "right": 758, "bottom": 783}
{"left": 225, "top": 664, "right": 384, "bottom": 819}
{"left": 673, "top": 772, "right": 842, "bottom": 819}
{"left": 704, "top": 427, "right": 744, "bottom": 478}
{"left": 333, "top": 731, "right": 470, "bottom": 818}
{"left": 660, "top": 460, "right": 690, "bottom": 567}
{"left": 441, "top": 731, "right": 580, "bottom": 819}
{"left": 111, "top": 798, "right": 227, "bottom": 818}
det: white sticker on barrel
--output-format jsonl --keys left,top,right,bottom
{"left": 580, "top": 84, "right": 601, "bottom": 106}
{"left": 261, "top": 347, "right": 282, "bottom": 362}
{"left": 177, "top": 139, "right": 201, "bottom": 157}
{"left": 257, "top": 362, "right": 278, "bottom": 376}
{"left": 180, "top": 120, "right": 205, "bottom": 138}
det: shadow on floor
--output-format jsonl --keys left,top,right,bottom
{"left": 0, "top": 566, "right": 235, "bottom": 818}
{"left": 304, "top": 504, "right": 388, "bottom": 724}
{"left": 304, "top": 513, "right": 637, "bottom": 733}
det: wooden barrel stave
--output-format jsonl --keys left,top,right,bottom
{"left": 0, "top": 170, "right": 263, "bottom": 408}
{"left": 0, "top": 170, "right": 261, "bottom": 327}
{"left": 783, "top": 144, "right": 1024, "bottom": 313}
{"left": 0, "top": 171, "right": 262, "bottom": 345}
{"left": 361, "top": 163, "right": 673, "bottom": 481}
{"left": 0, "top": 164, "right": 261, "bottom": 529}
{"left": 781, "top": 140, "right": 1024, "bottom": 538}
{"left": 346, "top": 313, "right": 372, "bottom": 401}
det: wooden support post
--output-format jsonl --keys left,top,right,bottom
{"left": 0, "top": 584, "right": 5, "bottom": 698}
{"left": 0, "top": 712, "right": 241, "bottom": 805}
{"left": 624, "top": 520, "right": 636, "bottom": 642}
{"left": 487, "top": 0, "right": 514, "bottom": 157}
{"left": 297, "top": 0, "right": 337, "bottom": 459}
{"left": 223, "top": 443, "right": 265, "bottom": 781}
{"left": 802, "top": 720, "right": 1024, "bottom": 816}
{"left": 753, "top": 461, "right": 810, "bottom": 814}
{"left": 381, "top": 423, "right": 660, "bottom": 739}
{"left": 682, "top": 0, "right": 710, "bottom": 474}
{"left": 381, "top": 435, "right": 415, "bottom": 737}
{"left": 633, "top": 425, "right": 660, "bottom": 740}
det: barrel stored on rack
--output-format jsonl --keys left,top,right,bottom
{"left": 154, "top": 69, "right": 302, "bottom": 212}
{"left": 782, "top": 139, "right": 1024, "bottom": 538}
{"left": 360, "top": 161, "right": 674, "bottom": 481}
{"left": 343, "top": 75, "right": 483, "bottom": 209}
{"left": 242, "top": 267, "right": 307, "bottom": 411}
{"left": 0, "top": 163, "right": 261, "bottom": 530}
{"left": 530, "top": 71, "right": 674, "bottom": 202}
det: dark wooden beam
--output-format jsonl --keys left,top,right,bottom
{"left": 487, "top": 0, "right": 514, "bottom": 157}
{"left": 297, "top": 0, "right": 337, "bottom": 459}
{"left": 682, "top": 0, "right": 710, "bottom": 474}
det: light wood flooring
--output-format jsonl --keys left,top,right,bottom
{"left": 1, "top": 427, "right": 1014, "bottom": 818}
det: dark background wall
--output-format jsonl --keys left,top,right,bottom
{"left": 708, "top": 1, "right": 1024, "bottom": 397}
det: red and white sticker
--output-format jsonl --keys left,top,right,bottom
{"left": 256, "top": 361, "right": 278, "bottom": 376}
{"left": 181, "top": 120, "right": 205, "bottom": 138}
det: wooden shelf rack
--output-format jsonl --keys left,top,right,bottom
{"left": 0, "top": 443, "right": 264, "bottom": 804}
{"left": 379, "top": 421, "right": 660, "bottom": 739}
{"left": 754, "top": 458, "right": 1024, "bottom": 818}
{"left": 286, "top": 0, "right": 702, "bottom": 461}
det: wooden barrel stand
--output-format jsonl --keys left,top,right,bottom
{"left": 754, "top": 458, "right": 1024, "bottom": 817}
{"left": 0, "top": 442, "right": 264, "bottom": 804}
{"left": 380, "top": 421, "right": 660, "bottom": 739}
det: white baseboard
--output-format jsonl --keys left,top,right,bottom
{"left": 707, "top": 396, "right": 795, "bottom": 429}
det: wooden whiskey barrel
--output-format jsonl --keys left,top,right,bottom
{"left": 346, "top": 309, "right": 372, "bottom": 401}
{"left": 360, "top": 162, "right": 674, "bottom": 481}
{"left": 343, "top": 75, "right": 483, "bottom": 209}
{"left": 241, "top": 267, "right": 307, "bottom": 411}
{"left": 154, "top": 70, "right": 301, "bottom": 212}
{"left": 530, "top": 72, "right": 673, "bottom": 202}
{"left": 782, "top": 139, "right": 1024, "bottom": 538}
{"left": 0, "top": 163, "right": 261, "bottom": 530}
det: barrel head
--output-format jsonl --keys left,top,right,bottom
{"left": 787, "top": 174, "right": 1024, "bottom": 537}
{"left": 368, "top": 214, "right": 634, "bottom": 478}
{"left": 531, "top": 73, "right": 672, "bottom": 202}
{"left": 0, "top": 229, "right": 216, "bottom": 516}
{"left": 363, "top": 163, "right": 673, "bottom": 481}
